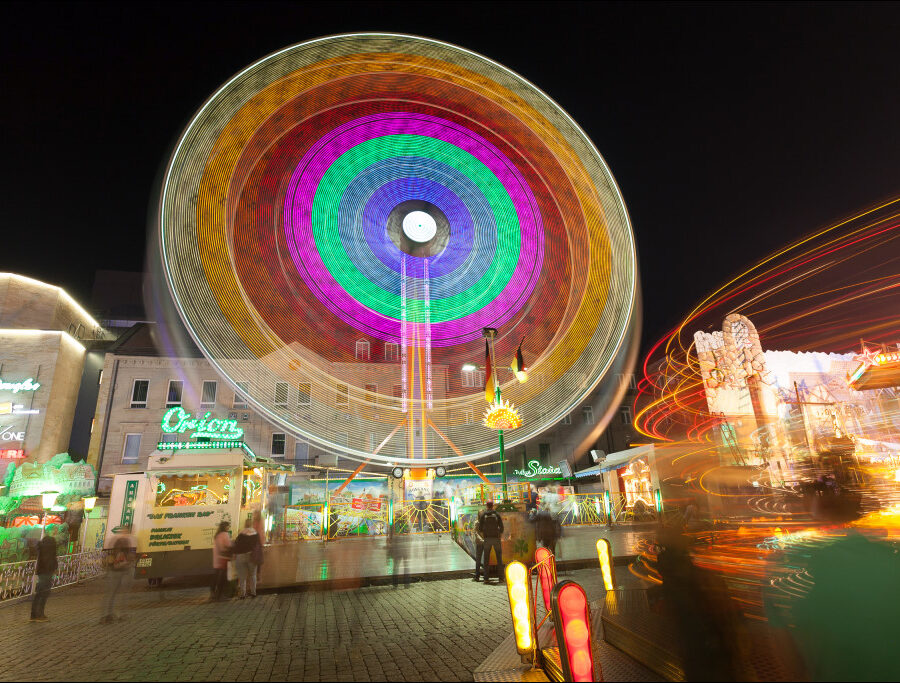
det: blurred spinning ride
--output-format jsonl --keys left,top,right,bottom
{"left": 156, "top": 33, "right": 639, "bottom": 468}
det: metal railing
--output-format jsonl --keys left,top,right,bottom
{"left": 0, "top": 549, "right": 107, "bottom": 605}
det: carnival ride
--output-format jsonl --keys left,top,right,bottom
{"left": 154, "top": 34, "right": 639, "bottom": 478}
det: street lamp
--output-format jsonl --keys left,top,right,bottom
{"left": 80, "top": 496, "right": 98, "bottom": 552}
{"left": 37, "top": 490, "right": 59, "bottom": 543}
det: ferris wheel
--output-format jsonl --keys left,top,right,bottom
{"left": 157, "top": 33, "right": 638, "bottom": 468}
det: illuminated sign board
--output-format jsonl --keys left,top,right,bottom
{"left": 0, "top": 377, "right": 41, "bottom": 393}
{"left": 514, "top": 460, "right": 562, "bottom": 478}
{"left": 0, "top": 402, "right": 39, "bottom": 416}
{"left": 0, "top": 424, "right": 25, "bottom": 443}
{"left": 160, "top": 407, "right": 244, "bottom": 440}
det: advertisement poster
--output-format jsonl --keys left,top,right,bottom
{"left": 285, "top": 506, "right": 322, "bottom": 539}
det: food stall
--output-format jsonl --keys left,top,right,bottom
{"left": 105, "top": 440, "right": 292, "bottom": 582}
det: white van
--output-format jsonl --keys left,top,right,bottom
{"left": 105, "top": 443, "right": 292, "bottom": 583}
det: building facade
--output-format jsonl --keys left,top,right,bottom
{"left": 0, "top": 273, "right": 110, "bottom": 470}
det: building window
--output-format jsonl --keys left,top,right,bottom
{"left": 336, "top": 384, "right": 349, "bottom": 410}
{"left": 463, "top": 409, "right": 474, "bottom": 425}
{"left": 233, "top": 382, "right": 249, "bottom": 408}
{"left": 271, "top": 433, "right": 286, "bottom": 457}
{"left": 539, "top": 443, "right": 551, "bottom": 462}
{"left": 160, "top": 433, "right": 178, "bottom": 444}
{"left": 384, "top": 342, "right": 399, "bottom": 361}
{"left": 200, "top": 381, "right": 217, "bottom": 408}
{"left": 294, "top": 440, "right": 309, "bottom": 462}
{"left": 583, "top": 406, "right": 594, "bottom": 425}
{"left": 122, "top": 434, "right": 141, "bottom": 464}
{"left": 130, "top": 380, "right": 149, "bottom": 408}
{"left": 355, "top": 339, "right": 370, "bottom": 361}
{"left": 166, "top": 380, "right": 183, "bottom": 408}
{"left": 365, "top": 384, "right": 377, "bottom": 404}
{"left": 274, "top": 382, "right": 289, "bottom": 407}
{"left": 462, "top": 369, "right": 485, "bottom": 388}
{"left": 297, "top": 383, "right": 311, "bottom": 408}
{"left": 620, "top": 406, "right": 632, "bottom": 425}
{"left": 561, "top": 414, "right": 572, "bottom": 425}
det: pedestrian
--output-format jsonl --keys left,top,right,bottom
{"left": 475, "top": 500, "right": 504, "bottom": 584}
{"left": 535, "top": 508, "right": 559, "bottom": 556}
{"left": 471, "top": 522, "right": 485, "bottom": 582}
{"left": 232, "top": 518, "right": 261, "bottom": 599}
{"left": 101, "top": 524, "right": 135, "bottom": 623}
{"left": 387, "top": 532, "right": 410, "bottom": 588}
{"left": 30, "top": 533, "right": 57, "bottom": 622}
{"left": 251, "top": 510, "right": 265, "bottom": 577}
{"left": 525, "top": 485, "right": 538, "bottom": 514}
{"left": 211, "top": 520, "right": 233, "bottom": 601}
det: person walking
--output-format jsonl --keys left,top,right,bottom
{"left": 476, "top": 500, "right": 504, "bottom": 584}
{"left": 232, "top": 518, "right": 261, "bottom": 599}
{"left": 536, "top": 508, "right": 560, "bottom": 556}
{"left": 211, "top": 520, "right": 233, "bottom": 601}
{"left": 30, "top": 533, "right": 58, "bottom": 622}
{"left": 101, "top": 525, "right": 135, "bottom": 624}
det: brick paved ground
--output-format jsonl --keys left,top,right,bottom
{"left": 1, "top": 570, "right": 619, "bottom": 682}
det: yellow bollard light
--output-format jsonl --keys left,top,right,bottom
{"left": 596, "top": 538, "right": 615, "bottom": 591}
{"left": 505, "top": 561, "right": 536, "bottom": 658}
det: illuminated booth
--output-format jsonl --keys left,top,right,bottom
{"left": 105, "top": 413, "right": 293, "bottom": 582}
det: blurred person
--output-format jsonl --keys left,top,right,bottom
{"left": 211, "top": 520, "right": 233, "bottom": 601}
{"left": 524, "top": 485, "right": 538, "bottom": 514}
{"left": 251, "top": 510, "right": 265, "bottom": 577}
{"left": 656, "top": 528, "right": 741, "bottom": 681}
{"left": 387, "top": 532, "right": 410, "bottom": 588}
{"left": 30, "top": 533, "right": 58, "bottom": 622}
{"left": 101, "top": 525, "right": 135, "bottom": 624}
{"left": 785, "top": 530, "right": 898, "bottom": 680}
{"left": 476, "top": 500, "right": 504, "bottom": 584}
{"left": 232, "top": 518, "right": 261, "bottom": 599}
{"left": 413, "top": 494, "right": 428, "bottom": 532}
{"left": 471, "top": 516, "right": 485, "bottom": 582}
{"left": 535, "top": 507, "right": 559, "bottom": 556}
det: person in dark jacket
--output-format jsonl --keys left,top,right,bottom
{"left": 30, "top": 534, "right": 58, "bottom": 622}
{"left": 232, "top": 518, "right": 262, "bottom": 598}
{"left": 475, "top": 501, "right": 504, "bottom": 584}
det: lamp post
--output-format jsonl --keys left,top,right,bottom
{"left": 39, "top": 491, "right": 59, "bottom": 542}
{"left": 81, "top": 496, "right": 97, "bottom": 552}
{"left": 471, "top": 328, "right": 527, "bottom": 503}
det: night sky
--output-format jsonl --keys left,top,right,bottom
{"left": 4, "top": 2, "right": 899, "bottom": 353}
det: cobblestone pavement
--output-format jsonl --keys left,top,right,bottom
{"left": 0, "top": 568, "right": 614, "bottom": 682}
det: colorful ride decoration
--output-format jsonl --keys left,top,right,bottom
{"left": 505, "top": 561, "right": 536, "bottom": 657}
{"left": 483, "top": 399, "right": 523, "bottom": 430}
{"left": 158, "top": 33, "right": 638, "bottom": 467}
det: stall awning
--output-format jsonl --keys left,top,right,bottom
{"left": 574, "top": 444, "right": 655, "bottom": 478}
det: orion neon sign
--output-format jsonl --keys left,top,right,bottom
{"left": 160, "top": 407, "right": 244, "bottom": 440}
{"left": 514, "top": 460, "right": 562, "bottom": 478}
{"left": 0, "top": 377, "right": 40, "bottom": 393}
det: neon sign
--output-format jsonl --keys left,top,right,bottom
{"left": 0, "top": 377, "right": 40, "bottom": 393}
{"left": 514, "top": 460, "right": 562, "bottom": 478}
{"left": 160, "top": 407, "right": 244, "bottom": 440}
{"left": 0, "top": 425, "right": 25, "bottom": 443}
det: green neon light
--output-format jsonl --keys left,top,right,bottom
{"left": 513, "top": 460, "right": 562, "bottom": 478}
{"left": 160, "top": 407, "right": 244, "bottom": 440}
{"left": 156, "top": 440, "right": 256, "bottom": 460}
{"left": 0, "top": 377, "right": 41, "bottom": 393}
{"left": 313, "top": 135, "right": 521, "bottom": 322}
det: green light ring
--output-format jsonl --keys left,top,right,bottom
{"left": 311, "top": 135, "right": 521, "bottom": 322}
